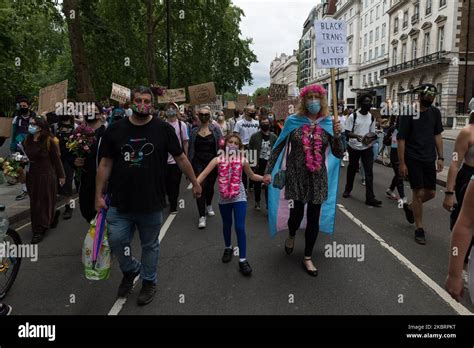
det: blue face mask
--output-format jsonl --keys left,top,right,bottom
{"left": 306, "top": 100, "right": 321, "bottom": 115}
{"left": 28, "top": 125, "right": 38, "bottom": 135}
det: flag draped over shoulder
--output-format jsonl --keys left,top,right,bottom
{"left": 267, "top": 114, "right": 341, "bottom": 237}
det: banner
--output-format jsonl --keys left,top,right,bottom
{"left": 158, "top": 88, "right": 187, "bottom": 103}
{"left": 272, "top": 98, "right": 299, "bottom": 121}
{"left": 315, "top": 20, "right": 348, "bottom": 68}
{"left": 188, "top": 82, "right": 217, "bottom": 105}
{"left": 110, "top": 83, "right": 131, "bottom": 104}
{"left": 38, "top": 80, "right": 68, "bottom": 115}
{"left": 269, "top": 83, "right": 288, "bottom": 102}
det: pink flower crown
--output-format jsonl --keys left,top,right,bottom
{"left": 300, "top": 84, "right": 327, "bottom": 98}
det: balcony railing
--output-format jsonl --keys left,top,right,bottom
{"left": 411, "top": 14, "right": 419, "bottom": 24}
{"left": 380, "top": 51, "right": 448, "bottom": 77}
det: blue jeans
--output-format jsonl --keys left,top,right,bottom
{"left": 106, "top": 206, "right": 163, "bottom": 284}
{"left": 218, "top": 202, "right": 247, "bottom": 258}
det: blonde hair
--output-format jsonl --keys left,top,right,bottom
{"left": 297, "top": 92, "right": 329, "bottom": 117}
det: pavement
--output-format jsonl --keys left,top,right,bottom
{"left": 3, "top": 153, "right": 473, "bottom": 315}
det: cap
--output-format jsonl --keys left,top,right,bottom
{"left": 413, "top": 84, "right": 438, "bottom": 96}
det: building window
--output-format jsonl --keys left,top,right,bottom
{"left": 370, "top": 31, "right": 373, "bottom": 44}
{"left": 436, "top": 83, "right": 442, "bottom": 105}
{"left": 375, "top": 46, "right": 379, "bottom": 58}
{"left": 412, "top": 38, "right": 418, "bottom": 59}
{"left": 369, "top": 49, "right": 372, "bottom": 61}
{"left": 382, "top": 23, "right": 386, "bottom": 38}
{"left": 424, "top": 32, "right": 430, "bottom": 55}
{"left": 412, "top": 3, "right": 420, "bottom": 24}
{"left": 350, "top": 8, "right": 353, "bottom": 17}
{"left": 374, "top": 71, "right": 378, "bottom": 83}
{"left": 363, "top": 75, "right": 366, "bottom": 85}
{"left": 368, "top": 73, "right": 372, "bottom": 84}
{"left": 438, "top": 26, "right": 444, "bottom": 51}
{"left": 349, "top": 76, "right": 353, "bottom": 87}
{"left": 349, "top": 23, "right": 353, "bottom": 33}
{"left": 376, "top": 27, "right": 380, "bottom": 41}
{"left": 440, "top": 0, "right": 446, "bottom": 8}
{"left": 393, "top": 47, "right": 398, "bottom": 65}
{"left": 370, "top": 9, "right": 374, "bottom": 23}
{"left": 403, "top": 10, "right": 408, "bottom": 29}
{"left": 364, "top": 33, "right": 368, "bottom": 47}
{"left": 365, "top": 14, "right": 368, "bottom": 27}
{"left": 381, "top": 44, "right": 385, "bottom": 56}
{"left": 402, "top": 43, "right": 407, "bottom": 62}
{"left": 364, "top": 52, "right": 367, "bottom": 62}
{"left": 376, "top": 5, "right": 380, "bottom": 19}
{"left": 394, "top": 18, "right": 399, "bottom": 34}
{"left": 426, "top": 0, "right": 432, "bottom": 14}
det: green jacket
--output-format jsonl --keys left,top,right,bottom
{"left": 248, "top": 131, "right": 277, "bottom": 163}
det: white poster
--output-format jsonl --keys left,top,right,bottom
{"left": 314, "top": 20, "right": 348, "bottom": 69}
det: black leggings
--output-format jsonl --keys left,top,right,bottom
{"left": 288, "top": 201, "right": 322, "bottom": 257}
{"left": 193, "top": 160, "right": 217, "bottom": 217}
{"left": 165, "top": 163, "right": 182, "bottom": 212}
{"left": 389, "top": 148, "right": 405, "bottom": 198}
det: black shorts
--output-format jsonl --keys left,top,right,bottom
{"left": 406, "top": 158, "right": 436, "bottom": 191}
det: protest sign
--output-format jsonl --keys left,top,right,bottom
{"left": 38, "top": 80, "right": 68, "bottom": 115}
{"left": 223, "top": 108, "right": 234, "bottom": 120}
{"left": 314, "top": 20, "right": 348, "bottom": 69}
{"left": 272, "top": 98, "right": 299, "bottom": 121}
{"left": 188, "top": 82, "right": 217, "bottom": 105}
{"left": 197, "top": 95, "right": 223, "bottom": 115}
{"left": 158, "top": 88, "right": 186, "bottom": 103}
{"left": 236, "top": 94, "right": 248, "bottom": 110}
{"left": 269, "top": 84, "right": 288, "bottom": 102}
{"left": 110, "top": 83, "right": 131, "bottom": 104}
{"left": 255, "top": 95, "right": 269, "bottom": 107}
{"left": 0, "top": 118, "right": 12, "bottom": 138}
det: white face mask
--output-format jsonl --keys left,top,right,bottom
{"left": 125, "top": 109, "right": 133, "bottom": 117}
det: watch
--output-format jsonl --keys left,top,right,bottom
{"left": 438, "top": 157, "right": 444, "bottom": 161}
{"left": 444, "top": 191, "right": 454, "bottom": 195}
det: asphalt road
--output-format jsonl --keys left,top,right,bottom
{"left": 4, "top": 160, "right": 473, "bottom": 315}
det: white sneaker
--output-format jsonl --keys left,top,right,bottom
{"left": 198, "top": 216, "right": 207, "bottom": 229}
{"left": 386, "top": 189, "right": 398, "bottom": 200}
{"left": 401, "top": 196, "right": 408, "bottom": 204}
{"left": 340, "top": 162, "right": 345, "bottom": 167}
{"left": 206, "top": 206, "right": 215, "bottom": 216}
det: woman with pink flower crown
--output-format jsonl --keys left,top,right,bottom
{"left": 264, "top": 84, "right": 344, "bottom": 277}
{"left": 196, "top": 133, "right": 264, "bottom": 276}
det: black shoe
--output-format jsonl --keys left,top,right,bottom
{"left": 239, "top": 260, "right": 252, "bottom": 276}
{"left": 285, "top": 237, "right": 295, "bottom": 255}
{"left": 50, "top": 210, "right": 60, "bottom": 229}
{"left": 415, "top": 228, "right": 426, "bottom": 245}
{"left": 403, "top": 203, "right": 415, "bottom": 224}
{"left": 365, "top": 198, "right": 382, "bottom": 207}
{"left": 342, "top": 191, "right": 351, "bottom": 198}
{"left": 117, "top": 270, "right": 140, "bottom": 298}
{"left": 137, "top": 280, "right": 157, "bottom": 306}
{"left": 0, "top": 303, "right": 12, "bottom": 316}
{"left": 222, "top": 248, "right": 233, "bottom": 263}
{"left": 31, "top": 228, "right": 47, "bottom": 244}
{"left": 63, "top": 205, "right": 73, "bottom": 220}
{"left": 15, "top": 191, "right": 28, "bottom": 201}
{"left": 302, "top": 259, "right": 318, "bottom": 277}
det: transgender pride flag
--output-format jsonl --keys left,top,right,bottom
{"left": 267, "top": 114, "right": 341, "bottom": 237}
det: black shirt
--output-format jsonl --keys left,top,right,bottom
{"left": 101, "top": 118, "right": 183, "bottom": 213}
{"left": 54, "top": 122, "right": 75, "bottom": 158}
{"left": 397, "top": 106, "right": 444, "bottom": 162}
{"left": 193, "top": 133, "right": 216, "bottom": 163}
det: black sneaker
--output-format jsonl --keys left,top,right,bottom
{"left": 403, "top": 203, "right": 415, "bottom": 224}
{"left": 31, "top": 229, "right": 46, "bottom": 244}
{"left": 15, "top": 191, "right": 28, "bottom": 201}
{"left": 63, "top": 205, "right": 73, "bottom": 220}
{"left": 0, "top": 303, "right": 12, "bottom": 316}
{"left": 222, "top": 248, "right": 233, "bottom": 263}
{"left": 137, "top": 280, "right": 157, "bottom": 306}
{"left": 239, "top": 260, "right": 252, "bottom": 276}
{"left": 342, "top": 191, "right": 351, "bottom": 198}
{"left": 117, "top": 270, "right": 140, "bottom": 298}
{"left": 50, "top": 210, "right": 60, "bottom": 229}
{"left": 415, "top": 228, "right": 426, "bottom": 245}
{"left": 365, "top": 198, "right": 382, "bottom": 207}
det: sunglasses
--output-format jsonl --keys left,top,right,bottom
{"left": 199, "top": 113, "right": 210, "bottom": 117}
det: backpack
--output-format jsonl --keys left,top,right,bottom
{"left": 346, "top": 111, "right": 374, "bottom": 141}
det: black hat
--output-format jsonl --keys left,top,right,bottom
{"left": 413, "top": 84, "right": 438, "bottom": 96}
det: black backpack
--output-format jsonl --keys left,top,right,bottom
{"left": 346, "top": 111, "right": 374, "bottom": 141}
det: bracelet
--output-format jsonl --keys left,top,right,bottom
{"left": 438, "top": 157, "right": 444, "bottom": 161}
{"left": 444, "top": 191, "right": 454, "bottom": 195}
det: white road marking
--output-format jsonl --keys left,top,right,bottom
{"left": 337, "top": 204, "right": 473, "bottom": 316}
{"left": 107, "top": 212, "right": 177, "bottom": 316}
{"left": 187, "top": 183, "right": 193, "bottom": 190}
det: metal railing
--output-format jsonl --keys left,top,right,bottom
{"left": 381, "top": 51, "right": 448, "bottom": 76}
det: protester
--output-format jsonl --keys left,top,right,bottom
{"left": 96, "top": 86, "right": 201, "bottom": 306}
{"left": 248, "top": 116, "right": 276, "bottom": 210}
{"left": 216, "top": 111, "right": 230, "bottom": 136}
{"left": 188, "top": 106, "right": 223, "bottom": 228}
{"left": 264, "top": 84, "right": 344, "bottom": 277}
{"left": 165, "top": 102, "right": 189, "bottom": 214}
{"left": 52, "top": 113, "right": 76, "bottom": 220}
{"left": 23, "top": 116, "right": 65, "bottom": 244}
{"left": 10, "top": 97, "right": 36, "bottom": 201}
{"left": 72, "top": 102, "right": 106, "bottom": 223}
{"left": 342, "top": 93, "right": 382, "bottom": 207}
{"left": 385, "top": 115, "right": 406, "bottom": 203}
{"left": 443, "top": 111, "right": 474, "bottom": 283}
{"left": 228, "top": 109, "right": 242, "bottom": 133}
{"left": 196, "top": 134, "right": 264, "bottom": 276}
{"left": 398, "top": 84, "right": 444, "bottom": 245}
{"left": 234, "top": 105, "right": 259, "bottom": 190}
{"left": 445, "top": 178, "right": 474, "bottom": 302}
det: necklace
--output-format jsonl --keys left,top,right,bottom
{"left": 301, "top": 124, "right": 323, "bottom": 173}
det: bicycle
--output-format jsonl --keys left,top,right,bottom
{"left": 0, "top": 206, "right": 22, "bottom": 300}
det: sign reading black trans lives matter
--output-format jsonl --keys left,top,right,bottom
{"left": 315, "top": 20, "right": 348, "bottom": 68}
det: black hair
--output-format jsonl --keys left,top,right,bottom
{"left": 357, "top": 93, "right": 372, "bottom": 107}
{"left": 18, "top": 97, "right": 29, "bottom": 105}
{"left": 131, "top": 86, "right": 154, "bottom": 104}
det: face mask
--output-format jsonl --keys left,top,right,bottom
{"left": 420, "top": 99, "right": 433, "bottom": 108}
{"left": 226, "top": 144, "right": 239, "bottom": 154}
{"left": 28, "top": 125, "right": 38, "bottom": 135}
{"left": 166, "top": 109, "right": 177, "bottom": 118}
{"left": 218, "top": 116, "right": 225, "bottom": 122}
{"left": 132, "top": 104, "right": 152, "bottom": 118}
{"left": 306, "top": 100, "right": 321, "bottom": 115}
{"left": 125, "top": 109, "right": 133, "bottom": 117}
{"left": 361, "top": 102, "right": 372, "bottom": 112}
{"left": 199, "top": 113, "right": 211, "bottom": 123}
{"left": 20, "top": 107, "right": 29, "bottom": 114}
{"left": 260, "top": 124, "right": 270, "bottom": 132}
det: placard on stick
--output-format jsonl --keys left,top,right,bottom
{"left": 269, "top": 83, "right": 288, "bottom": 102}
{"left": 188, "top": 82, "right": 217, "bottom": 105}
{"left": 272, "top": 98, "right": 299, "bottom": 121}
{"left": 38, "top": 80, "right": 68, "bottom": 115}
{"left": 158, "top": 88, "right": 186, "bottom": 103}
{"left": 110, "top": 83, "right": 131, "bottom": 104}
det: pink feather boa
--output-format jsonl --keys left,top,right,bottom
{"left": 217, "top": 157, "right": 243, "bottom": 199}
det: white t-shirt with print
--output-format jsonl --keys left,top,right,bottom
{"left": 344, "top": 111, "right": 376, "bottom": 151}
{"left": 233, "top": 118, "right": 259, "bottom": 145}
{"left": 167, "top": 119, "right": 189, "bottom": 164}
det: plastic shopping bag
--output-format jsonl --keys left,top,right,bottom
{"left": 82, "top": 213, "right": 111, "bottom": 280}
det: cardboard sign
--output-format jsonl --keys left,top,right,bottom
{"left": 38, "top": 80, "right": 68, "bottom": 115}
{"left": 0, "top": 118, "right": 13, "bottom": 138}
{"left": 223, "top": 108, "right": 235, "bottom": 120}
{"left": 226, "top": 101, "right": 236, "bottom": 110}
{"left": 315, "top": 20, "right": 348, "bottom": 68}
{"left": 236, "top": 94, "right": 248, "bottom": 110}
{"left": 272, "top": 98, "right": 299, "bottom": 120}
{"left": 158, "top": 88, "right": 186, "bottom": 103}
{"left": 110, "top": 83, "right": 131, "bottom": 104}
{"left": 188, "top": 82, "right": 217, "bottom": 105}
{"left": 269, "top": 83, "right": 288, "bottom": 102}
{"left": 255, "top": 95, "right": 269, "bottom": 107}
{"left": 197, "top": 95, "right": 223, "bottom": 115}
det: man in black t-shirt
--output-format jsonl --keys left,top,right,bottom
{"left": 96, "top": 86, "right": 202, "bottom": 306}
{"left": 397, "top": 84, "right": 444, "bottom": 245}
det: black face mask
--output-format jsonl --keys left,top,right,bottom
{"left": 360, "top": 103, "right": 372, "bottom": 112}
{"left": 20, "top": 107, "right": 29, "bottom": 114}
{"left": 199, "top": 113, "right": 211, "bottom": 123}
{"left": 420, "top": 99, "right": 433, "bottom": 108}
{"left": 260, "top": 124, "right": 270, "bottom": 132}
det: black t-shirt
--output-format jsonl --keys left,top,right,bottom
{"left": 194, "top": 133, "right": 216, "bottom": 164}
{"left": 397, "top": 106, "right": 444, "bottom": 162}
{"left": 54, "top": 123, "right": 75, "bottom": 158}
{"left": 101, "top": 117, "right": 183, "bottom": 213}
